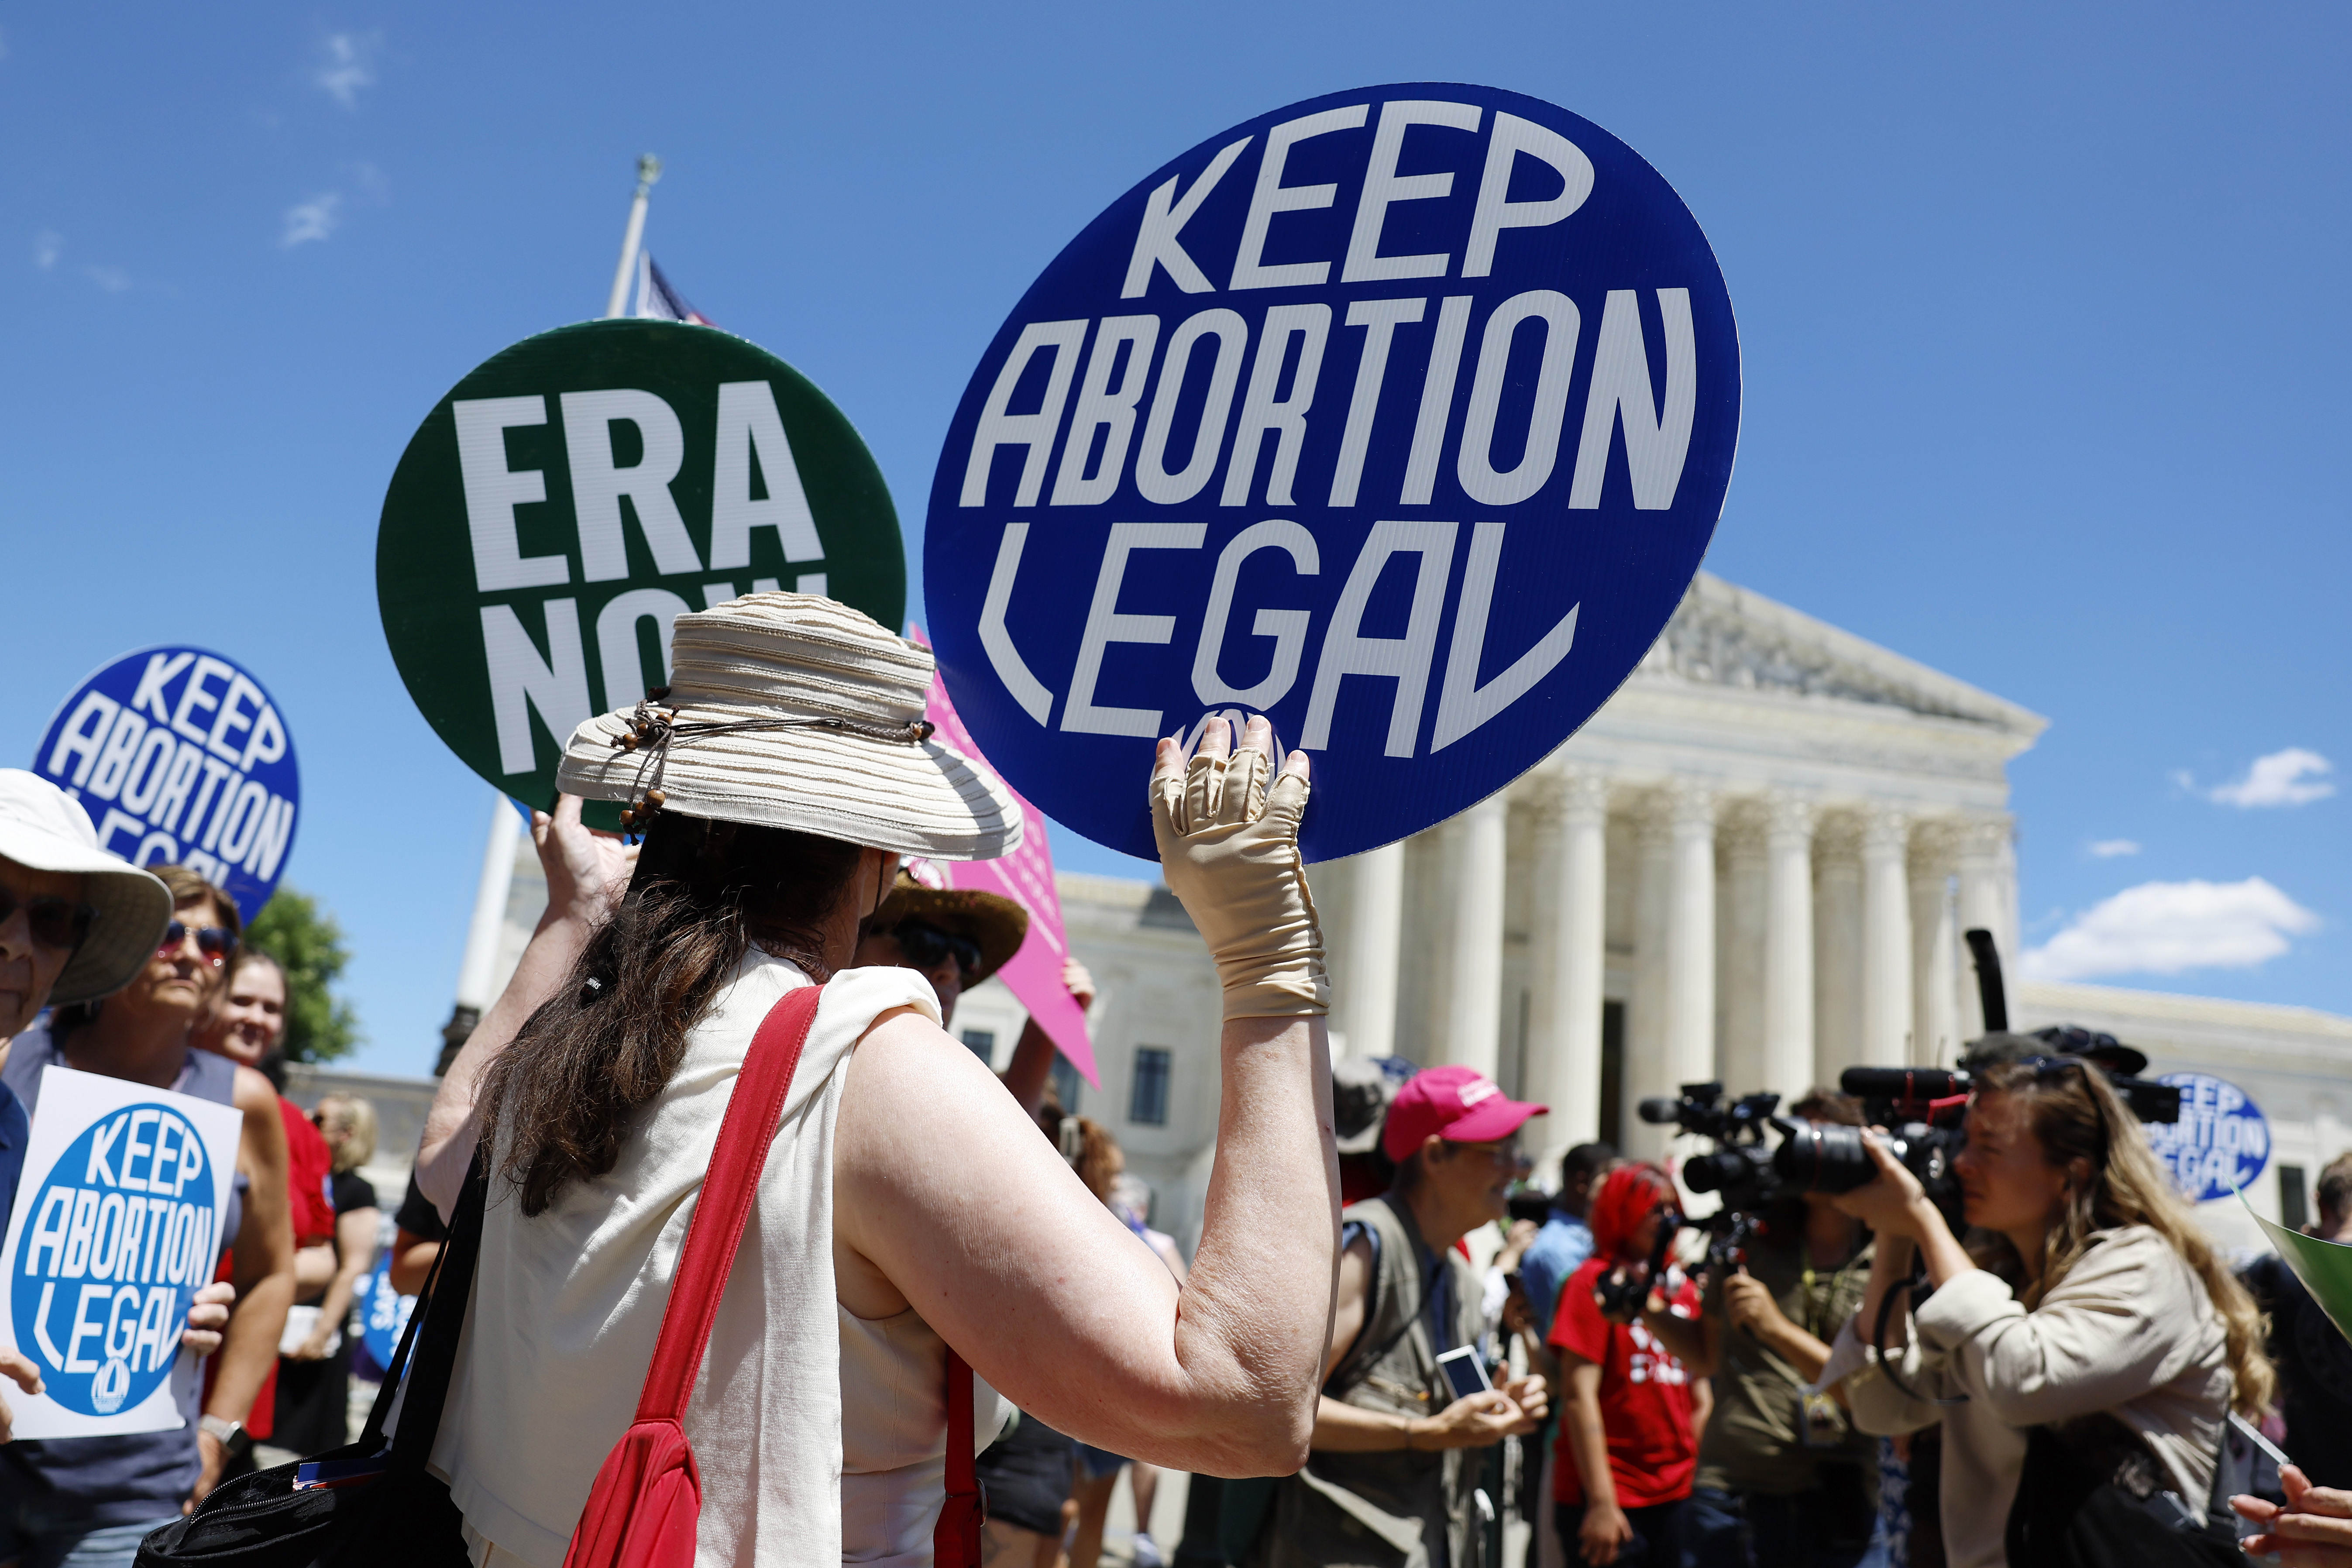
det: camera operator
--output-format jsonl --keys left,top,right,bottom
{"left": 1825, "top": 1057, "right": 2273, "bottom": 1568}
{"left": 1549, "top": 1162, "right": 1714, "bottom": 1567}
{"left": 1683, "top": 1091, "right": 1883, "bottom": 1568}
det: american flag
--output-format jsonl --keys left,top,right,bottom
{"left": 632, "top": 252, "right": 713, "bottom": 325}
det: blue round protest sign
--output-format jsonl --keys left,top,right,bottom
{"left": 358, "top": 1265, "right": 413, "bottom": 1372}
{"left": 8, "top": 1103, "right": 219, "bottom": 1417}
{"left": 32, "top": 647, "right": 299, "bottom": 923}
{"left": 925, "top": 84, "right": 1739, "bottom": 860}
{"left": 2147, "top": 1073, "right": 2270, "bottom": 1204}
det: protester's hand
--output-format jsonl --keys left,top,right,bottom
{"left": 1829, "top": 1131, "right": 1931, "bottom": 1239}
{"left": 292, "top": 1328, "right": 334, "bottom": 1362}
{"left": 533, "top": 794, "right": 639, "bottom": 925}
{"left": 189, "top": 1432, "right": 226, "bottom": 1512}
{"left": 1149, "top": 716, "right": 1324, "bottom": 1021}
{"left": 0, "top": 1345, "right": 42, "bottom": 1443}
{"left": 1497, "top": 1217, "right": 1540, "bottom": 1270}
{"left": 181, "top": 1282, "right": 234, "bottom": 1358}
{"left": 1501, "top": 1286, "right": 1535, "bottom": 1338}
{"left": 1413, "top": 1389, "right": 1527, "bottom": 1450}
{"left": 1723, "top": 1268, "right": 1795, "bottom": 1348}
{"left": 2237, "top": 1465, "right": 2352, "bottom": 1565}
{"left": 1578, "top": 1499, "right": 1634, "bottom": 1565}
{"left": 1499, "top": 1373, "right": 1548, "bottom": 1432}
{"left": 1062, "top": 958, "right": 1097, "bottom": 1014}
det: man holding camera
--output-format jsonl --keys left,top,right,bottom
{"left": 1688, "top": 1091, "right": 1884, "bottom": 1568}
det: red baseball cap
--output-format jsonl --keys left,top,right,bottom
{"left": 1380, "top": 1066, "right": 1548, "bottom": 1162}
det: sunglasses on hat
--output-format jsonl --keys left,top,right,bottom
{"left": 891, "top": 919, "right": 984, "bottom": 983}
{"left": 0, "top": 884, "right": 97, "bottom": 952}
{"left": 159, "top": 921, "right": 239, "bottom": 966}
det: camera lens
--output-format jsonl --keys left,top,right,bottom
{"left": 1772, "top": 1123, "right": 1880, "bottom": 1194}
{"left": 1680, "top": 1150, "right": 1750, "bottom": 1194}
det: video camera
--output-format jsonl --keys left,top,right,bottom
{"left": 1639, "top": 928, "right": 2185, "bottom": 1245}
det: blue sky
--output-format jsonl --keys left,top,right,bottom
{"left": 2, "top": 2, "right": 2344, "bottom": 1077}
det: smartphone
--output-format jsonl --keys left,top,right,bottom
{"left": 1435, "top": 1344, "right": 1493, "bottom": 1402}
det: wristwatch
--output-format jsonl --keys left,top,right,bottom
{"left": 198, "top": 1415, "right": 252, "bottom": 1465}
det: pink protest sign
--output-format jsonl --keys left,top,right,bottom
{"left": 918, "top": 633, "right": 1098, "bottom": 1087}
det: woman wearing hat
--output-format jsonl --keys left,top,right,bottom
{"left": 0, "top": 772, "right": 241, "bottom": 1562}
{"left": 852, "top": 860, "right": 1099, "bottom": 1118}
{"left": 421, "top": 595, "right": 1339, "bottom": 1568}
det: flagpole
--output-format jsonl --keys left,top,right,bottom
{"left": 602, "top": 154, "right": 663, "bottom": 319}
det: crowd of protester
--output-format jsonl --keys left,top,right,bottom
{"left": 12, "top": 593, "right": 2352, "bottom": 1568}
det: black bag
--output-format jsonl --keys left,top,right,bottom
{"left": 135, "top": 1161, "right": 488, "bottom": 1568}
{"left": 2004, "top": 1413, "right": 2244, "bottom": 1568}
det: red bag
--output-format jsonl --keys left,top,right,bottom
{"left": 561, "top": 984, "right": 986, "bottom": 1568}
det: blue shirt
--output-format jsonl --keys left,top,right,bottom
{"left": 0, "top": 1078, "right": 25, "bottom": 1229}
{"left": 1520, "top": 1210, "right": 1594, "bottom": 1337}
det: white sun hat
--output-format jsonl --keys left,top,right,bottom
{"left": 557, "top": 593, "right": 1024, "bottom": 862}
{"left": 0, "top": 770, "right": 175, "bottom": 1006}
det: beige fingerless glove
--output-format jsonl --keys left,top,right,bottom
{"left": 1151, "top": 744, "right": 1328, "bottom": 1020}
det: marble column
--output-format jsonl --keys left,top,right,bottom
{"left": 1955, "top": 815, "right": 2010, "bottom": 1037}
{"left": 1626, "top": 800, "right": 1675, "bottom": 1157}
{"left": 1529, "top": 771, "right": 1609, "bottom": 1156}
{"left": 1762, "top": 794, "right": 1818, "bottom": 1107}
{"left": 1664, "top": 784, "right": 1719, "bottom": 1094}
{"left": 1719, "top": 808, "right": 1768, "bottom": 1097}
{"left": 1812, "top": 814, "right": 1864, "bottom": 1080}
{"left": 1910, "top": 822, "right": 1959, "bottom": 1066}
{"left": 1341, "top": 842, "right": 1404, "bottom": 1059}
{"left": 1859, "top": 808, "right": 1915, "bottom": 1067}
{"left": 1444, "top": 795, "right": 1509, "bottom": 1077}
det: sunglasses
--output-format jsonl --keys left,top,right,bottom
{"left": 0, "top": 885, "right": 97, "bottom": 952}
{"left": 891, "top": 919, "right": 984, "bottom": 982}
{"left": 159, "top": 921, "right": 239, "bottom": 965}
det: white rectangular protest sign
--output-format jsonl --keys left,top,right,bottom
{"left": 0, "top": 1066, "right": 243, "bottom": 1439}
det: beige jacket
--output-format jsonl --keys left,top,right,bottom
{"left": 1831, "top": 1226, "right": 2230, "bottom": 1568}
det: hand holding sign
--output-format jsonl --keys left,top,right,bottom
{"left": 928, "top": 83, "right": 1738, "bottom": 860}
{"left": 1, "top": 1068, "right": 243, "bottom": 1439}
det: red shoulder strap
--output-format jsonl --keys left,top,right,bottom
{"left": 935, "top": 1348, "right": 983, "bottom": 1568}
{"left": 633, "top": 983, "right": 823, "bottom": 1424}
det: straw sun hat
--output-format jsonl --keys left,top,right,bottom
{"left": 0, "top": 769, "right": 175, "bottom": 1006}
{"left": 557, "top": 594, "right": 1024, "bottom": 862}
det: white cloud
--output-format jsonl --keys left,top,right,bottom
{"left": 34, "top": 230, "right": 60, "bottom": 268}
{"left": 282, "top": 193, "right": 341, "bottom": 247}
{"left": 2020, "top": 877, "right": 2321, "bottom": 981}
{"left": 2087, "top": 839, "right": 2141, "bottom": 858}
{"left": 2204, "top": 748, "right": 2336, "bottom": 808}
{"left": 84, "top": 265, "right": 130, "bottom": 293}
{"left": 314, "top": 32, "right": 378, "bottom": 109}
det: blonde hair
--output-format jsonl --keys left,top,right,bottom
{"left": 1977, "top": 1059, "right": 2274, "bottom": 1415}
{"left": 314, "top": 1093, "right": 378, "bottom": 1174}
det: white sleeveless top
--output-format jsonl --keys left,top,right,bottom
{"left": 432, "top": 952, "right": 1009, "bottom": 1568}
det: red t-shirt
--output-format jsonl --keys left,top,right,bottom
{"left": 1548, "top": 1255, "right": 1700, "bottom": 1509}
{"left": 280, "top": 1098, "right": 337, "bottom": 1246}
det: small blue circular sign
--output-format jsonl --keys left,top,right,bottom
{"left": 2147, "top": 1072, "right": 2270, "bottom": 1204}
{"left": 32, "top": 646, "right": 300, "bottom": 923}
{"left": 925, "top": 83, "right": 1739, "bottom": 860}
{"left": 358, "top": 1264, "right": 414, "bottom": 1372}
{"left": 9, "top": 1103, "right": 219, "bottom": 1417}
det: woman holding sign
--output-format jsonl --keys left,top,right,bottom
{"left": 416, "top": 593, "right": 1337, "bottom": 1568}
{"left": 0, "top": 775, "right": 241, "bottom": 1567}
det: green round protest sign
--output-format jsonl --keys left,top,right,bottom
{"left": 378, "top": 320, "right": 904, "bottom": 826}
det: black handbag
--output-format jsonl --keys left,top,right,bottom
{"left": 2004, "top": 1412, "right": 2244, "bottom": 1568}
{"left": 135, "top": 1159, "right": 488, "bottom": 1568}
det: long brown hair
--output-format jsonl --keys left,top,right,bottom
{"left": 1975, "top": 1059, "right": 2275, "bottom": 1415}
{"left": 478, "top": 813, "right": 863, "bottom": 1216}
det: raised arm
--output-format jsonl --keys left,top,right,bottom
{"left": 416, "top": 797, "right": 636, "bottom": 1216}
{"left": 836, "top": 718, "right": 1341, "bottom": 1477}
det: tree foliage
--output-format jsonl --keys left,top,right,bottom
{"left": 244, "top": 885, "right": 362, "bottom": 1064}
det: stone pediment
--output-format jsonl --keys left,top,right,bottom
{"left": 1637, "top": 573, "right": 2047, "bottom": 739}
